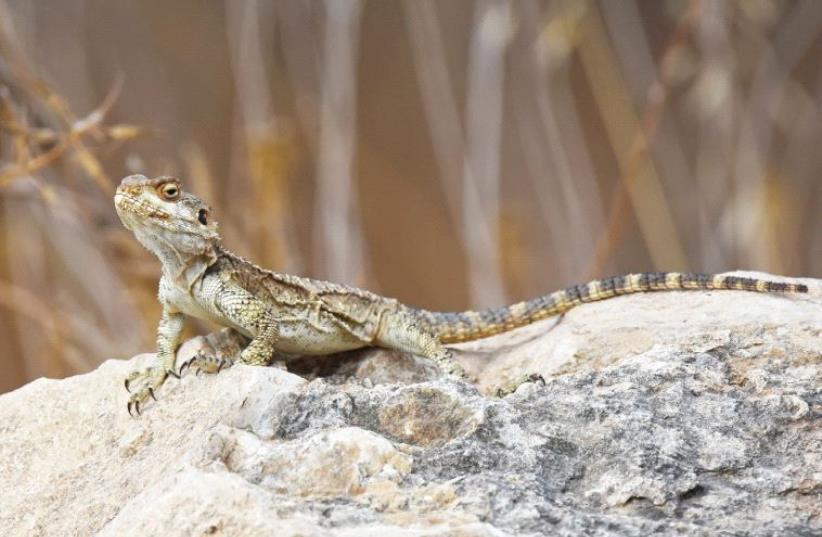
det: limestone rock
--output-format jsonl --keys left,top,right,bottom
{"left": 0, "top": 272, "right": 819, "bottom": 536}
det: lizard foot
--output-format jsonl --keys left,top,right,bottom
{"left": 178, "top": 351, "right": 234, "bottom": 376}
{"left": 495, "top": 372, "right": 545, "bottom": 398}
{"left": 434, "top": 348, "right": 466, "bottom": 378}
{"left": 124, "top": 366, "right": 175, "bottom": 416}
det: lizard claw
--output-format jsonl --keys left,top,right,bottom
{"left": 123, "top": 366, "right": 169, "bottom": 416}
{"left": 183, "top": 351, "right": 234, "bottom": 376}
{"left": 525, "top": 373, "right": 545, "bottom": 386}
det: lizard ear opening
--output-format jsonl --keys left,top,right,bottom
{"left": 197, "top": 209, "right": 209, "bottom": 225}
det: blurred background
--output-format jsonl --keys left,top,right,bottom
{"left": 0, "top": 0, "right": 819, "bottom": 393}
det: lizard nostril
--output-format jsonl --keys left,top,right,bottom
{"left": 198, "top": 209, "right": 208, "bottom": 225}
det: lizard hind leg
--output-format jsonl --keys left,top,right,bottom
{"left": 178, "top": 328, "right": 247, "bottom": 376}
{"left": 375, "top": 312, "right": 465, "bottom": 378}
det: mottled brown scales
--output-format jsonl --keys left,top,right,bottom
{"left": 114, "top": 175, "right": 808, "bottom": 414}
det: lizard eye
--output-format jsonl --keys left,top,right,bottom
{"left": 158, "top": 182, "right": 180, "bottom": 200}
{"left": 197, "top": 208, "right": 209, "bottom": 225}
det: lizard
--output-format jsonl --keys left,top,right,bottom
{"left": 114, "top": 174, "right": 809, "bottom": 415}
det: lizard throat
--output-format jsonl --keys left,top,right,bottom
{"left": 130, "top": 225, "right": 218, "bottom": 289}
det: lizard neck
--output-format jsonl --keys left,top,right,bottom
{"left": 133, "top": 227, "right": 219, "bottom": 290}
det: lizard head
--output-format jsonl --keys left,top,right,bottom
{"left": 115, "top": 175, "right": 221, "bottom": 279}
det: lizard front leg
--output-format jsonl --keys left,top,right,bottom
{"left": 183, "top": 284, "right": 278, "bottom": 375}
{"left": 217, "top": 283, "right": 279, "bottom": 366}
{"left": 125, "top": 307, "right": 184, "bottom": 415}
{"left": 236, "top": 315, "right": 278, "bottom": 366}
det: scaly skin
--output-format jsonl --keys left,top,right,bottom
{"left": 114, "top": 175, "right": 808, "bottom": 415}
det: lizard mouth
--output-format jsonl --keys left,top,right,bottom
{"left": 114, "top": 193, "right": 172, "bottom": 223}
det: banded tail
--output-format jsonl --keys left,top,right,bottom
{"left": 409, "top": 272, "right": 807, "bottom": 344}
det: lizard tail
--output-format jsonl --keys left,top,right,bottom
{"left": 408, "top": 272, "right": 808, "bottom": 344}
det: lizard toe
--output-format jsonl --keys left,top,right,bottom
{"left": 433, "top": 349, "right": 465, "bottom": 379}
{"left": 124, "top": 367, "right": 152, "bottom": 392}
{"left": 123, "top": 367, "right": 169, "bottom": 416}
{"left": 177, "top": 357, "right": 194, "bottom": 376}
{"left": 529, "top": 373, "right": 546, "bottom": 386}
{"left": 444, "top": 361, "right": 465, "bottom": 378}
{"left": 184, "top": 352, "right": 233, "bottom": 375}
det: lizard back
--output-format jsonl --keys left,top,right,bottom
{"left": 213, "top": 246, "right": 396, "bottom": 344}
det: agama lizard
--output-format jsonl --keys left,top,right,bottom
{"left": 115, "top": 174, "right": 808, "bottom": 415}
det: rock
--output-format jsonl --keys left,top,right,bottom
{"left": 0, "top": 272, "right": 819, "bottom": 536}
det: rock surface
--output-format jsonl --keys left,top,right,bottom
{"left": 0, "top": 272, "right": 819, "bottom": 537}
